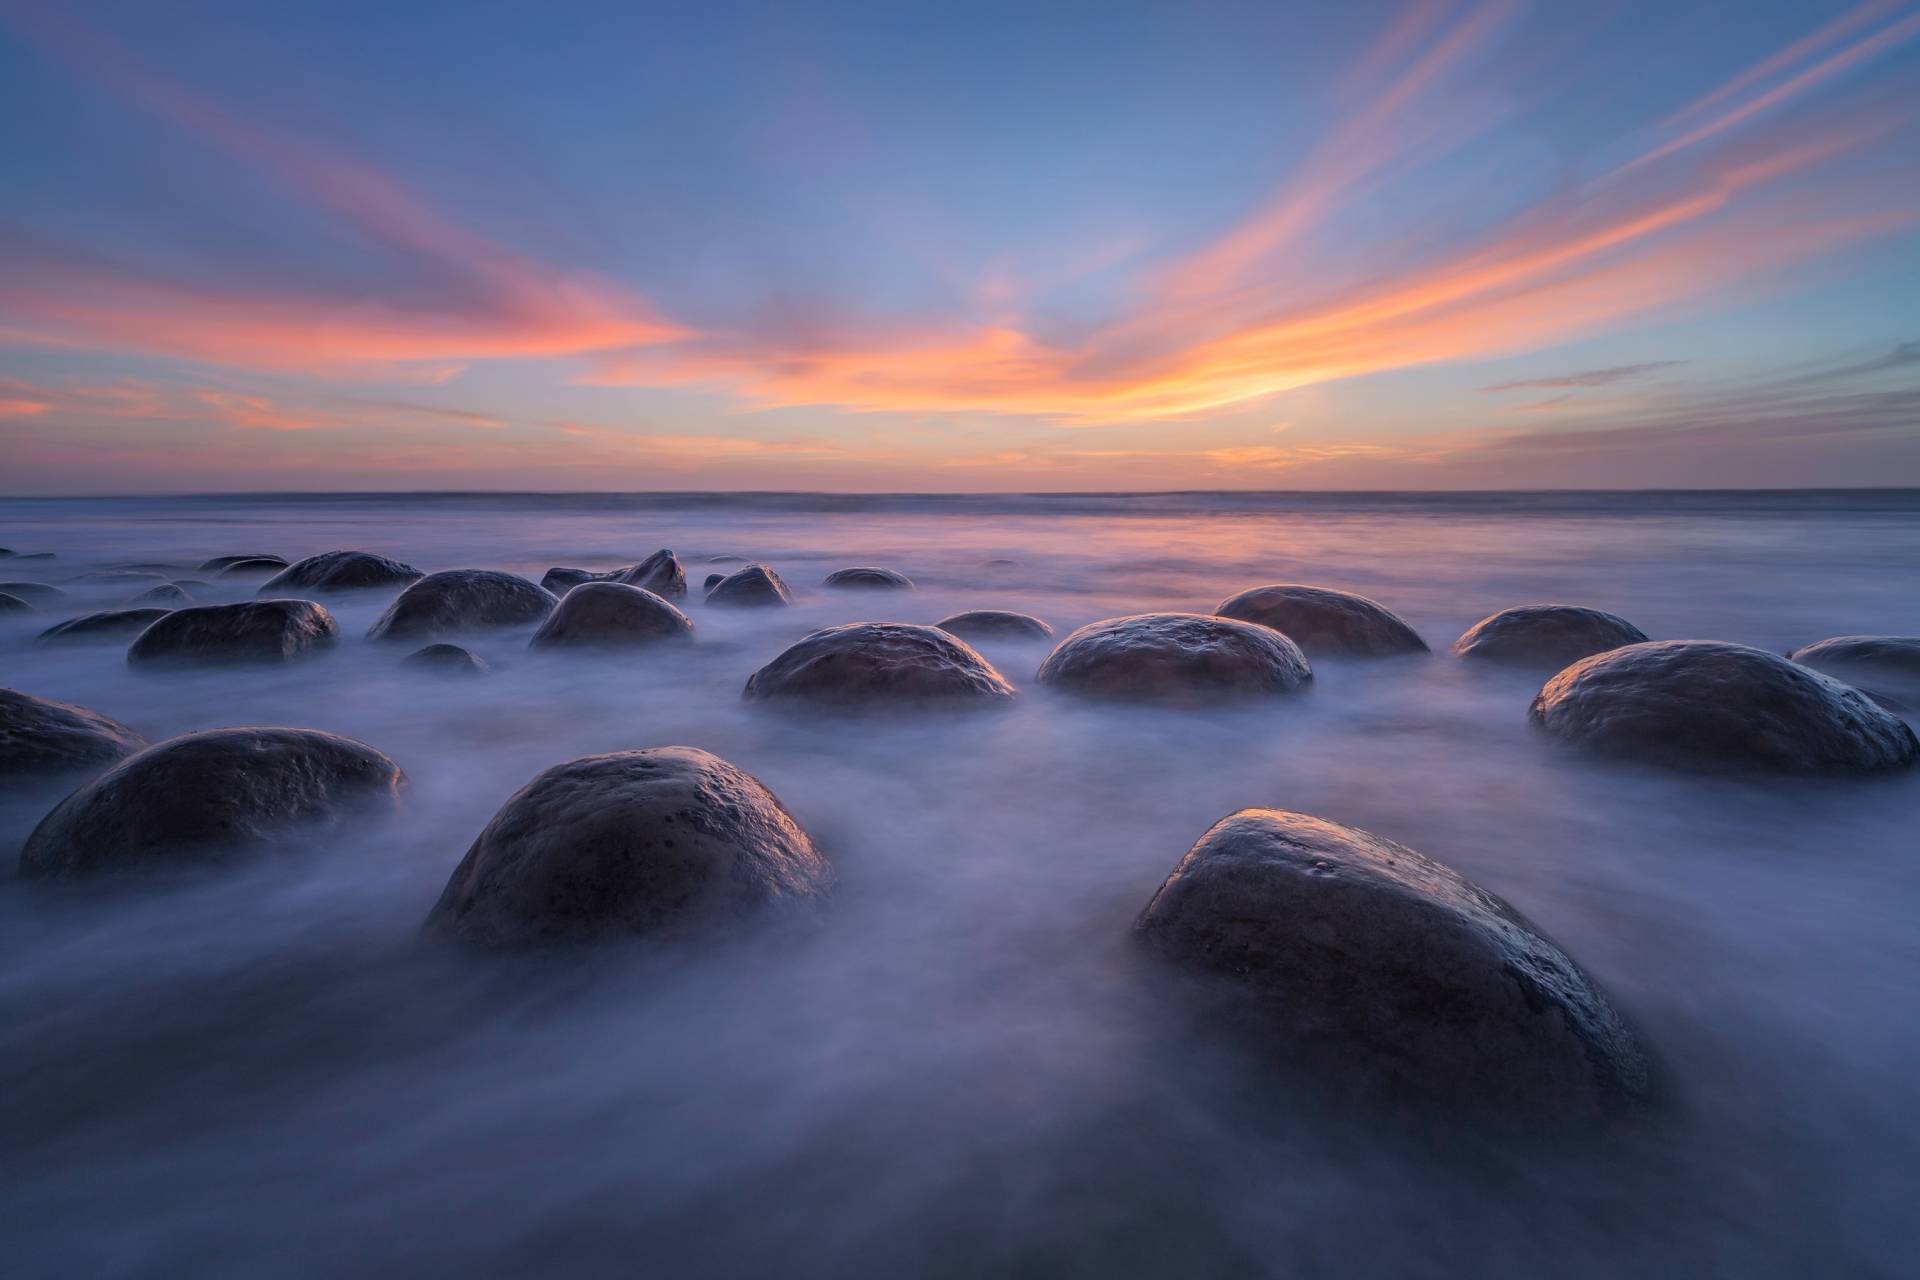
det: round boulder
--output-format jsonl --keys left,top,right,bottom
{"left": 1, "top": 581, "right": 66, "bottom": 603}
{"left": 1037, "top": 612, "right": 1312, "bottom": 703}
{"left": 366, "top": 570, "right": 556, "bottom": 642}
{"left": 128, "top": 600, "right": 339, "bottom": 668}
{"left": 1, "top": 688, "right": 146, "bottom": 777}
{"left": 1216, "top": 584, "right": 1426, "bottom": 657}
{"left": 823, "top": 566, "right": 914, "bottom": 590}
{"left": 425, "top": 746, "right": 832, "bottom": 947}
{"left": 744, "top": 622, "right": 1015, "bottom": 707}
{"left": 259, "top": 550, "right": 422, "bottom": 594}
{"left": 1789, "top": 636, "right": 1920, "bottom": 694}
{"left": 133, "top": 582, "right": 193, "bottom": 604}
{"left": 936, "top": 609, "right": 1054, "bottom": 642}
{"left": 402, "top": 642, "right": 491, "bottom": 676}
{"left": 614, "top": 549, "right": 687, "bottom": 598}
{"left": 36, "top": 608, "right": 171, "bottom": 646}
{"left": 0, "top": 591, "right": 34, "bottom": 614}
{"left": 1453, "top": 605, "right": 1648, "bottom": 667}
{"left": 19, "top": 728, "right": 406, "bottom": 878}
{"left": 703, "top": 572, "right": 725, "bottom": 591}
{"left": 1530, "top": 640, "right": 1918, "bottom": 773}
{"left": 529, "top": 581, "right": 693, "bottom": 650}
{"left": 1135, "top": 808, "right": 1651, "bottom": 1109}
{"left": 199, "top": 554, "right": 288, "bottom": 572}
{"left": 705, "top": 564, "right": 794, "bottom": 608}
{"left": 217, "top": 557, "right": 290, "bottom": 579}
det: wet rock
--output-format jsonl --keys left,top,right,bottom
{"left": 133, "top": 582, "right": 193, "bottom": 605}
{"left": 128, "top": 600, "right": 339, "bottom": 668}
{"left": 366, "top": 570, "right": 556, "bottom": 642}
{"left": 704, "top": 572, "right": 726, "bottom": 591}
{"left": 0, "top": 582, "right": 65, "bottom": 603}
{"left": 1037, "top": 612, "right": 1312, "bottom": 703}
{"left": 1530, "top": 640, "right": 1918, "bottom": 773}
{"left": 614, "top": 549, "right": 687, "bottom": 598}
{"left": 36, "top": 608, "right": 172, "bottom": 646}
{"left": 1135, "top": 808, "right": 1651, "bottom": 1110}
{"left": 402, "top": 642, "right": 491, "bottom": 677}
{"left": 823, "top": 566, "right": 914, "bottom": 590}
{"left": 1, "top": 688, "right": 146, "bottom": 777}
{"left": 540, "top": 566, "right": 615, "bottom": 595}
{"left": 529, "top": 582, "right": 694, "bottom": 650}
{"left": 20, "top": 728, "right": 405, "bottom": 878}
{"left": 936, "top": 609, "right": 1054, "bottom": 642}
{"left": 1453, "top": 605, "right": 1648, "bottom": 667}
{"left": 0, "top": 591, "right": 34, "bottom": 614}
{"left": 199, "top": 553, "right": 288, "bottom": 572}
{"left": 259, "top": 550, "right": 423, "bottom": 594}
{"left": 744, "top": 622, "right": 1015, "bottom": 707}
{"left": 425, "top": 746, "right": 831, "bottom": 947}
{"left": 218, "top": 557, "right": 291, "bottom": 578}
{"left": 1216, "top": 584, "right": 1426, "bottom": 657}
{"left": 1789, "top": 635, "right": 1920, "bottom": 695}
{"left": 705, "top": 564, "right": 794, "bottom": 608}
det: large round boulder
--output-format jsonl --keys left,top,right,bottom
{"left": 1789, "top": 636, "right": 1920, "bottom": 696}
{"left": 1, "top": 582, "right": 67, "bottom": 603}
{"left": 744, "top": 623, "right": 1015, "bottom": 707}
{"left": 1, "top": 689, "right": 146, "bottom": 777}
{"left": 1036, "top": 612, "right": 1312, "bottom": 703}
{"left": 1453, "top": 605, "right": 1648, "bottom": 667}
{"left": 366, "top": 570, "right": 556, "bottom": 642}
{"left": 705, "top": 564, "right": 794, "bottom": 608}
{"left": 823, "top": 566, "right": 914, "bottom": 590}
{"left": 614, "top": 550, "right": 687, "bottom": 598}
{"left": 259, "top": 550, "right": 422, "bottom": 594}
{"left": 0, "top": 591, "right": 34, "bottom": 614}
{"left": 529, "top": 581, "right": 694, "bottom": 650}
{"left": 19, "top": 728, "right": 406, "bottom": 878}
{"left": 425, "top": 747, "right": 832, "bottom": 947}
{"left": 402, "top": 643, "right": 491, "bottom": 677}
{"left": 199, "top": 554, "right": 287, "bottom": 572}
{"left": 36, "top": 608, "right": 171, "bottom": 646}
{"left": 1135, "top": 808, "right": 1651, "bottom": 1110}
{"left": 1216, "top": 584, "right": 1426, "bottom": 657}
{"left": 936, "top": 609, "right": 1054, "bottom": 642}
{"left": 128, "top": 600, "right": 339, "bottom": 668}
{"left": 1530, "top": 640, "right": 1918, "bottom": 773}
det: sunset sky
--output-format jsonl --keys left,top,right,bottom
{"left": 2, "top": 0, "right": 1918, "bottom": 492}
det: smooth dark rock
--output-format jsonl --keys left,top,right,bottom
{"left": 0, "top": 582, "right": 65, "bottom": 603}
{"left": 1037, "top": 612, "right": 1312, "bottom": 703}
{"left": 366, "top": 570, "right": 556, "bottom": 642}
{"left": 703, "top": 573, "right": 725, "bottom": 591}
{"left": 128, "top": 600, "right": 339, "bottom": 668}
{"left": 1135, "top": 808, "right": 1651, "bottom": 1110}
{"left": 133, "top": 583, "right": 193, "bottom": 604}
{"left": 1, "top": 688, "right": 146, "bottom": 777}
{"left": 1453, "top": 605, "right": 1648, "bottom": 666}
{"left": 983, "top": 558, "right": 1018, "bottom": 568}
{"left": 1530, "top": 640, "right": 1918, "bottom": 773}
{"left": 744, "top": 622, "right": 1015, "bottom": 707}
{"left": 259, "top": 550, "right": 423, "bottom": 595}
{"left": 530, "top": 582, "right": 693, "bottom": 650}
{"left": 19, "top": 728, "right": 406, "bottom": 878}
{"left": 706, "top": 555, "right": 746, "bottom": 565}
{"left": 541, "top": 566, "right": 617, "bottom": 595}
{"left": 1789, "top": 636, "right": 1920, "bottom": 691}
{"left": 218, "top": 557, "right": 291, "bottom": 578}
{"left": 936, "top": 610, "right": 1054, "bottom": 642}
{"left": 614, "top": 549, "right": 687, "bottom": 598}
{"left": 0, "top": 591, "right": 34, "bottom": 614}
{"left": 823, "top": 566, "right": 914, "bottom": 590}
{"left": 200, "top": 554, "right": 288, "bottom": 572}
{"left": 36, "top": 608, "right": 171, "bottom": 646}
{"left": 705, "top": 564, "right": 794, "bottom": 608}
{"left": 402, "top": 643, "right": 491, "bottom": 676}
{"left": 426, "top": 746, "right": 831, "bottom": 947}
{"left": 1216, "top": 584, "right": 1426, "bottom": 657}
{"left": 0, "top": 548, "right": 10, "bottom": 558}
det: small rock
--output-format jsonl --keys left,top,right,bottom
{"left": 1037, "top": 612, "right": 1312, "bottom": 703}
{"left": 199, "top": 554, "right": 289, "bottom": 572}
{"left": 1453, "top": 605, "right": 1648, "bottom": 667}
{"left": 529, "top": 582, "right": 694, "bottom": 650}
{"left": 744, "top": 622, "right": 1015, "bottom": 707}
{"left": 1789, "top": 635, "right": 1920, "bottom": 692}
{"left": 540, "top": 566, "right": 614, "bottom": 595}
{"left": 936, "top": 610, "right": 1054, "bottom": 642}
{"left": 259, "top": 550, "right": 423, "bottom": 594}
{"left": 36, "top": 608, "right": 172, "bottom": 646}
{"left": 0, "top": 582, "right": 65, "bottom": 603}
{"left": 703, "top": 572, "right": 726, "bottom": 591}
{"left": 706, "top": 565, "right": 794, "bottom": 608}
{"left": 1216, "top": 584, "right": 1426, "bottom": 657}
{"left": 823, "top": 566, "right": 914, "bottom": 590}
{"left": 218, "top": 557, "right": 291, "bottom": 578}
{"left": 133, "top": 583, "right": 194, "bottom": 605}
{"left": 128, "top": 600, "right": 339, "bottom": 668}
{"left": 0, "top": 688, "right": 146, "bottom": 777}
{"left": 614, "top": 549, "right": 687, "bottom": 598}
{"left": 0, "top": 591, "right": 34, "bottom": 614}
{"left": 366, "top": 570, "right": 556, "bottom": 642}
{"left": 402, "top": 643, "right": 491, "bottom": 677}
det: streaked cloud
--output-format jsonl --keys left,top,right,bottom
{"left": 1480, "top": 362, "right": 1685, "bottom": 392}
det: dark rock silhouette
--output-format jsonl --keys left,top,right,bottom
{"left": 745, "top": 622, "right": 1015, "bottom": 707}
{"left": 128, "top": 600, "right": 339, "bottom": 668}
{"left": 823, "top": 566, "right": 914, "bottom": 590}
{"left": 937, "top": 610, "right": 1054, "bottom": 641}
{"left": 1789, "top": 635, "right": 1920, "bottom": 694}
{"left": 259, "top": 550, "right": 422, "bottom": 594}
{"left": 1454, "top": 605, "right": 1648, "bottom": 666}
{"left": 1, "top": 688, "right": 146, "bottom": 777}
{"left": 217, "top": 557, "right": 291, "bottom": 578}
{"left": 1216, "top": 584, "right": 1426, "bottom": 657}
{"left": 706, "top": 564, "right": 794, "bottom": 608}
{"left": 0, "top": 591, "right": 34, "bottom": 614}
{"left": 703, "top": 572, "right": 725, "bottom": 591}
{"left": 614, "top": 549, "right": 687, "bottom": 598}
{"left": 529, "top": 582, "right": 694, "bottom": 650}
{"left": 1037, "top": 612, "right": 1312, "bottom": 702}
{"left": 199, "top": 554, "right": 288, "bottom": 572}
{"left": 366, "top": 570, "right": 556, "bottom": 642}
{"left": 540, "top": 566, "right": 615, "bottom": 595}
{"left": 36, "top": 608, "right": 171, "bottom": 646}
{"left": 0, "top": 582, "right": 65, "bottom": 603}
{"left": 133, "top": 583, "right": 194, "bottom": 605}
{"left": 402, "top": 643, "right": 491, "bottom": 676}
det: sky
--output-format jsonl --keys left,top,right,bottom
{"left": 1, "top": 0, "right": 1917, "bottom": 493}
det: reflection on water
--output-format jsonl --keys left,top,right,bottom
{"left": 2, "top": 491, "right": 1918, "bottom": 1277}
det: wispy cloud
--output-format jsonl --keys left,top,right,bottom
{"left": 1481, "top": 362, "right": 1685, "bottom": 392}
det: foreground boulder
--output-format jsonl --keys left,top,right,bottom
{"left": 823, "top": 566, "right": 914, "bottom": 590}
{"left": 36, "top": 608, "right": 171, "bottom": 646}
{"left": 426, "top": 747, "right": 832, "bottom": 946}
{"left": 19, "top": 728, "right": 406, "bottom": 877}
{"left": 614, "top": 549, "right": 687, "bottom": 598}
{"left": 936, "top": 609, "right": 1053, "bottom": 642}
{"left": 1, "top": 689, "right": 146, "bottom": 777}
{"left": 705, "top": 564, "right": 794, "bottom": 608}
{"left": 259, "top": 550, "right": 422, "bottom": 594}
{"left": 1789, "top": 636, "right": 1920, "bottom": 695}
{"left": 529, "top": 582, "right": 693, "bottom": 650}
{"left": 1037, "top": 613, "right": 1312, "bottom": 703}
{"left": 128, "top": 600, "right": 339, "bottom": 668}
{"left": 199, "top": 554, "right": 287, "bottom": 572}
{"left": 366, "top": 570, "right": 556, "bottom": 642}
{"left": 1216, "top": 584, "right": 1426, "bottom": 657}
{"left": 133, "top": 583, "right": 193, "bottom": 604}
{"left": 0, "top": 581, "right": 65, "bottom": 603}
{"left": 1530, "top": 640, "right": 1918, "bottom": 773}
{"left": 0, "top": 591, "right": 34, "bottom": 614}
{"left": 744, "top": 623, "right": 1015, "bottom": 707}
{"left": 1453, "top": 605, "right": 1648, "bottom": 666}
{"left": 1135, "top": 808, "right": 1651, "bottom": 1110}
{"left": 402, "top": 643, "right": 492, "bottom": 676}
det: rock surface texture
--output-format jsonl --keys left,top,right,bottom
{"left": 744, "top": 623, "right": 1015, "bottom": 707}
{"left": 1037, "top": 612, "right": 1312, "bottom": 702}
{"left": 529, "top": 582, "right": 694, "bottom": 650}
{"left": 1453, "top": 605, "right": 1648, "bottom": 667}
{"left": 128, "top": 600, "right": 338, "bottom": 667}
{"left": 0, "top": 688, "right": 146, "bottom": 777}
{"left": 1216, "top": 584, "right": 1426, "bottom": 657}
{"left": 366, "top": 570, "right": 556, "bottom": 642}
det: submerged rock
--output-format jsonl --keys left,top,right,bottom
{"left": 529, "top": 582, "right": 693, "bottom": 650}
{"left": 1216, "top": 584, "right": 1426, "bottom": 657}
{"left": 1530, "top": 640, "right": 1918, "bottom": 773}
{"left": 19, "top": 728, "right": 406, "bottom": 877}
{"left": 259, "top": 550, "right": 422, "bottom": 594}
{"left": 1, "top": 688, "right": 146, "bottom": 777}
{"left": 36, "top": 608, "right": 171, "bottom": 646}
{"left": 426, "top": 746, "right": 831, "bottom": 947}
{"left": 14, "top": 552, "right": 55, "bottom": 561}
{"left": 366, "top": 570, "right": 556, "bottom": 642}
{"left": 402, "top": 642, "right": 491, "bottom": 677}
{"left": 540, "top": 566, "right": 615, "bottom": 595}
{"left": 703, "top": 572, "right": 726, "bottom": 591}
{"left": 133, "top": 582, "right": 194, "bottom": 605}
{"left": 217, "top": 557, "right": 290, "bottom": 578}
{"left": 936, "top": 609, "right": 1054, "bottom": 642}
{"left": 1037, "top": 612, "right": 1312, "bottom": 703}
{"left": 0, "top": 591, "right": 34, "bottom": 614}
{"left": 823, "top": 566, "right": 914, "bottom": 590}
{"left": 0, "top": 581, "right": 65, "bottom": 603}
{"left": 1453, "top": 605, "right": 1648, "bottom": 667}
{"left": 614, "top": 549, "right": 687, "bottom": 598}
{"left": 1789, "top": 635, "right": 1920, "bottom": 693}
{"left": 128, "top": 600, "right": 338, "bottom": 668}
{"left": 744, "top": 622, "right": 1015, "bottom": 707}
{"left": 705, "top": 564, "right": 794, "bottom": 608}
{"left": 1135, "top": 808, "right": 1651, "bottom": 1110}
{"left": 199, "top": 554, "right": 288, "bottom": 572}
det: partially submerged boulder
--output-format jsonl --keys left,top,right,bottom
{"left": 0, "top": 591, "right": 34, "bottom": 614}
{"left": 19, "top": 728, "right": 406, "bottom": 877}
{"left": 199, "top": 554, "right": 288, "bottom": 572}
{"left": 36, "top": 608, "right": 171, "bottom": 646}
{"left": 217, "top": 557, "right": 290, "bottom": 578}
{"left": 529, "top": 582, "right": 693, "bottom": 650}
{"left": 0, "top": 688, "right": 146, "bottom": 777}
{"left": 744, "top": 623, "right": 1015, "bottom": 707}
{"left": 1789, "top": 636, "right": 1920, "bottom": 693}
{"left": 936, "top": 609, "right": 1054, "bottom": 642}
{"left": 425, "top": 747, "right": 831, "bottom": 947}
{"left": 1135, "top": 808, "right": 1651, "bottom": 1110}
{"left": 1216, "top": 584, "right": 1426, "bottom": 657}
{"left": 402, "top": 642, "right": 491, "bottom": 677}
{"left": 366, "top": 570, "right": 556, "bottom": 642}
{"left": 1453, "top": 605, "right": 1648, "bottom": 667}
{"left": 259, "top": 550, "right": 422, "bottom": 594}
{"left": 0, "top": 582, "right": 65, "bottom": 603}
{"left": 703, "top": 572, "right": 725, "bottom": 591}
{"left": 132, "top": 582, "right": 193, "bottom": 604}
{"left": 128, "top": 600, "right": 338, "bottom": 668}
{"left": 1037, "top": 612, "right": 1312, "bottom": 703}
{"left": 823, "top": 566, "right": 914, "bottom": 590}
{"left": 1530, "top": 640, "right": 1917, "bottom": 773}
{"left": 540, "top": 566, "right": 615, "bottom": 595}
{"left": 705, "top": 564, "right": 794, "bottom": 608}
{"left": 614, "top": 549, "right": 687, "bottom": 598}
